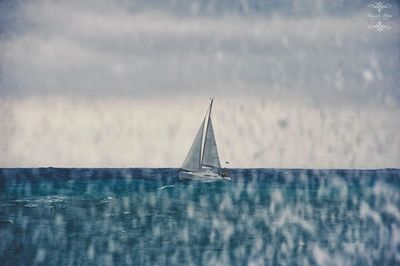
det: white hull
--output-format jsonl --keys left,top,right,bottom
{"left": 179, "top": 170, "right": 228, "bottom": 182}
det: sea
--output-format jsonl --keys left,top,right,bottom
{"left": 0, "top": 168, "right": 399, "bottom": 266}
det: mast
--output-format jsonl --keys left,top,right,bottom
{"left": 198, "top": 100, "right": 212, "bottom": 168}
{"left": 201, "top": 98, "right": 213, "bottom": 164}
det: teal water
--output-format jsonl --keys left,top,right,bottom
{"left": 0, "top": 168, "right": 399, "bottom": 265}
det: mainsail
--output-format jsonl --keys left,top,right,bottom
{"left": 201, "top": 118, "right": 221, "bottom": 168}
{"left": 181, "top": 119, "right": 205, "bottom": 171}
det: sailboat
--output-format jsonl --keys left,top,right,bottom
{"left": 179, "top": 99, "right": 230, "bottom": 181}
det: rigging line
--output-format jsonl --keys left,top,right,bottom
{"left": 214, "top": 101, "right": 228, "bottom": 166}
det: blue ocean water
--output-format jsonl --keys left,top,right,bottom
{"left": 0, "top": 168, "right": 399, "bottom": 265}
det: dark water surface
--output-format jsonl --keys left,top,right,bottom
{"left": 0, "top": 168, "right": 399, "bottom": 265}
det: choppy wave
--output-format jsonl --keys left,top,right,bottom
{"left": 0, "top": 168, "right": 399, "bottom": 265}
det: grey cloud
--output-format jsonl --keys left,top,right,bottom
{"left": 0, "top": 0, "right": 399, "bottom": 105}
{"left": 0, "top": 0, "right": 399, "bottom": 168}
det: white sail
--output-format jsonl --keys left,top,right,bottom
{"left": 181, "top": 119, "right": 205, "bottom": 171}
{"left": 201, "top": 118, "right": 221, "bottom": 168}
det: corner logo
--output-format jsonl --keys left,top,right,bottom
{"left": 368, "top": 20, "right": 392, "bottom": 32}
{"left": 368, "top": 2, "right": 391, "bottom": 13}
{"left": 367, "top": 1, "right": 392, "bottom": 32}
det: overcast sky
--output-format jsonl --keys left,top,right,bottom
{"left": 0, "top": 0, "right": 399, "bottom": 167}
